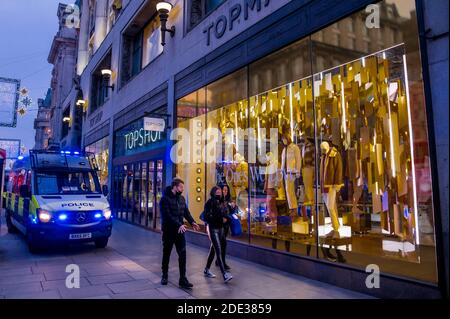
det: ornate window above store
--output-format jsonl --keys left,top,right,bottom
{"left": 90, "top": 51, "right": 112, "bottom": 114}
{"left": 120, "top": 0, "right": 163, "bottom": 87}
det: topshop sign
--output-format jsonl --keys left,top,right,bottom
{"left": 203, "top": 0, "right": 270, "bottom": 46}
{"left": 114, "top": 117, "right": 166, "bottom": 157}
{"left": 124, "top": 129, "right": 162, "bottom": 151}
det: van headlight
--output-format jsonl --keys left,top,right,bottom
{"left": 38, "top": 209, "right": 52, "bottom": 223}
{"left": 103, "top": 208, "right": 112, "bottom": 220}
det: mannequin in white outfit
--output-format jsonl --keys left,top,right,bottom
{"left": 281, "top": 133, "right": 302, "bottom": 216}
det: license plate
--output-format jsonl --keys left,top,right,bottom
{"left": 69, "top": 233, "right": 92, "bottom": 240}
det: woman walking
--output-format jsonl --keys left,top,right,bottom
{"left": 214, "top": 184, "right": 236, "bottom": 270}
{"left": 203, "top": 186, "right": 233, "bottom": 282}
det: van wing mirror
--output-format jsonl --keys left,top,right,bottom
{"left": 102, "top": 185, "right": 109, "bottom": 197}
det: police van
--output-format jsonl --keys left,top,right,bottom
{"left": 2, "top": 150, "right": 112, "bottom": 252}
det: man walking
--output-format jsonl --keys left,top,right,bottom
{"left": 160, "top": 178, "right": 200, "bottom": 289}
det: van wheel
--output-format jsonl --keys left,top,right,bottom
{"left": 6, "top": 210, "right": 18, "bottom": 233}
{"left": 95, "top": 237, "right": 109, "bottom": 248}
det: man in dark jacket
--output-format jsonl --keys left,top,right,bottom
{"left": 160, "top": 178, "right": 200, "bottom": 289}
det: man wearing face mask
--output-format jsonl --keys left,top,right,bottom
{"left": 160, "top": 178, "right": 200, "bottom": 289}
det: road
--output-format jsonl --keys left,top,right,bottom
{"left": 0, "top": 213, "right": 371, "bottom": 299}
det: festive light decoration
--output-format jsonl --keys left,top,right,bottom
{"left": 17, "top": 107, "right": 27, "bottom": 116}
{"left": 20, "top": 96, "right": 32, "bottom": 108}
{"left": 19, "top": 87, "right": 29, "bottom": 96}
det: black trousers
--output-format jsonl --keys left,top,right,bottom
{"left": 161, "top": 230, "right": 187, "bottom": 279}
{"left": 206, "top": 227, "right": 226, "bottom": 274}
{"left": 217, "top": 225, "right": 229, "bottom": 266}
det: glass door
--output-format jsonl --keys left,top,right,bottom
{"left": 154, "top": 160, "right": 164, "bottom": 230}
{"left": 147, "top": 161, "right": 155, "bottom": 228}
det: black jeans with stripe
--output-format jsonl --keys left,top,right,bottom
{"left": 206, "top": 227, "right": 226, "bottom": 275}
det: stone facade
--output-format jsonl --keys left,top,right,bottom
{"left": 47, "top": 3, "right": 79, "bottom": 146}
{"left": 33, "top": 89, "right": 52, "bottom": 150}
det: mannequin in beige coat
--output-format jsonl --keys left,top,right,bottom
{"left": 281, "top": 132, "right": 302, "bottom": 214}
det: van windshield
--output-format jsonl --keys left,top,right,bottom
{"left": 36, "top": 171, "right": 101, "bottom": 195}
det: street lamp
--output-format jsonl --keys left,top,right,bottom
{"left": 101, "top": 68, "right": 115, "bottom": 91}
{"left": 156, "top": 1, "right": 175, "bottom": 46}
{"left": 62, "top": 117, "right": 71, "bottom": 123}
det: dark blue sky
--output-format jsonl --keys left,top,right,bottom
{"left": 0, "top": 0, "right": 66, "bottom": 154}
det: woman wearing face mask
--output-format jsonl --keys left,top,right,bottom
{"left": 203, "top": 186, "right": 233, "bottom": 283}
{"left": 213, "top": 184, "right": 235, "bottom": 270}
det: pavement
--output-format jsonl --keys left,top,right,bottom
{"left": 0, "top": 215, "right": 372, "bottom": 299}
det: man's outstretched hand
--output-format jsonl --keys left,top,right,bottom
{"left": 178, "top": 223, "right": 200, "bottom": 233}
{"left": 178, "top": 225, "right": 187, "bottom": 234}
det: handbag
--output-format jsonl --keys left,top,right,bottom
{"left": 199, "top": 211, "right": 206, "bottom": 223}
{"left": 229, "top": 213, "right": 243, "bottom": 236}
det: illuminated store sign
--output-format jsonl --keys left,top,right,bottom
{"left": 124, "top": 129, "right": 162, "bottom": 151}
{"left": 114, "top": 117, "right": 166, "bottom": 157}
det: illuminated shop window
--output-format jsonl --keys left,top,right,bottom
{"left": 175, "top": 0, "right": 437, "bottom": 283}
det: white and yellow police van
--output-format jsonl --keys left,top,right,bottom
{"left": 2, "top": 150, "right": 112, "bottom": 253}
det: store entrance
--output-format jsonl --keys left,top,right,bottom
{"left": 113, "top": 159, "right": 164, "bottom": 230}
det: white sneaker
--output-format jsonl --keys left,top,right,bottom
{"left": 204, "top": 268, "right": 216, "bottom": 278}
{"left": 223, "top": 272, "right": 233, "bottom": 283}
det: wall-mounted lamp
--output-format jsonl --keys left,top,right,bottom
{"left": 76, "top": 99, "right": 86, "bottom": 106}
{"left": 156, "top": 1, "right": 175, "bottom": 46}
{"left": 63, "top": 117, "right": 71, "bottom": 123}
{"left": 101, "top": 69, "right": 112, "bottom": 76}
{"left": 101, "top": 68, "right": 115, "bottom": 91}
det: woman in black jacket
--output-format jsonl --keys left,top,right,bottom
{"left": 203, "top": 186, "right": 233, "bottom": 282}
{"left": 214, "top": 184, "right": 236, "bottom": 270}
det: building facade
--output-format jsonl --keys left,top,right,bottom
{"left": 33, "top": 89, "right": 52, "bottom": 150}
{"left": 47, "top": 3, "right": 80, "bottom": 149}
{"left": 75, "top": 0, "right": 448, "bottom": 298}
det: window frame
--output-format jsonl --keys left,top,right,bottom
{"left": 119, "top": 12, "right": 163, "bottom": 88}
{"left": 184, "top": 0, "right": 226, "bottom": 34}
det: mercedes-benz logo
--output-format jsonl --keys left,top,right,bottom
{"left": 76, "top": 213, "right": 86, "bottom": 223}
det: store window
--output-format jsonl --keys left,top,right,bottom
{"left": 112, "top": 107, "right": 167, "bottom": 229}
{"left": 90, "top": 51, "right": 112, "bottom": 113}
{"left": 175, "top": 0, "right": 437, "bottom": 283}
{"left": 85, "top": 136, "right": 109, "bottom": 186}
{"left": 176, "top": 87, "right": 207, "bottom": 229}
{"left": 310, "top": 0, "right": 436, "bottom": 282}
{"left": 120, "top": 1, "right": 162, "bottom": 86}
{"left": 142, "top": 18, "right": 163, "bottom": 68}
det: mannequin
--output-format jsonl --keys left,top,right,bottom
{"left": 233, "top": 153, "right": 249, "bottom": 212}
{"left": 301, "top": 138, "right": 315, "bottom": 206}
{"left": 319, "top": 141, "right": 343, "bottom": 238}
{"left": 281, "top": 132, "right": 302, "bottom": 215}
{"left": 264, "top": 152, "right": 280, "bottom": 226}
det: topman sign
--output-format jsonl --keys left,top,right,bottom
{"left": 203, "top": 0, "right": 270, "bottom": 46}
